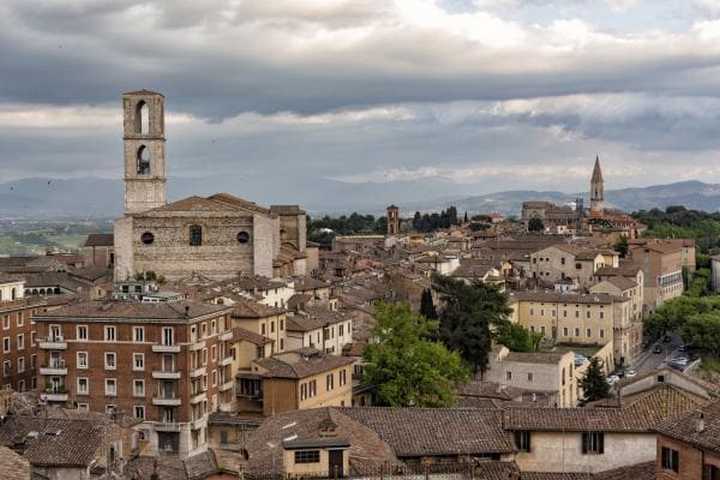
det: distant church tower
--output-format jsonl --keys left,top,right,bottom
{"left": 122, "top": 90, "right": 167, "bottom": 214}
{"left": 590, "top": 155, "right": 604, "bottom": 215}
{"left": 387, "top": 205, "right": 400, "bottom": 235}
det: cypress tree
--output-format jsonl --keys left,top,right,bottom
{"left": 580, "top": 357, "right": 611, "bottom": 404}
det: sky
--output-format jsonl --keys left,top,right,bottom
{"left": 2, "top": 0, "right": 720, "bottom": 201}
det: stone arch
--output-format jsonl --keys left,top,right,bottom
{"left": 136, "top": 101, "right": 150, "bottom": 135}
{"left": 137, "top": 145, "right": 151, "bottom": 175}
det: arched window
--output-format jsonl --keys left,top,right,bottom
{"left": 137, "top": 146, "right": 151, "bottom": 175}
{"left": 189, "top": 225, "right": 203, "bottom": 246}
{"left": 136, "top": 101, "right": 150, "bottom": 135}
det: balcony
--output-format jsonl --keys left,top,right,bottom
{"left": 152, "top": 396, "right": 182, "bottom": 407}
{"left": 152, "top": 344, "right": 181, "bottom": 353}
{"left": 189, "top": 366, "right": 206, "bottom": 378}
{"left": 220, "top": 355, "right": 233, "bottom": 367}
{"left": 189, "top": 341, "right": 205, "bottom": 352}
{"left": 191, "top": 416, "right": 208, "bottom": 430}
{"left": 155, "top": 422, "right": 182, "bottom": 432}
{"left": 39, "top": 361, "right": 68, "bottom": 376}
{"left": 219, "top": 380, "right": 234, "bottom": 392}
{"left": 190, "top": 391, "right": 207, "bottom": 404}
{"left": 38, "top": 337, "right": 67, "bottom": 350}
{"left": 42, "top": 386, "right": 68, "bottom": 402}
{"left": 220, "top": 330, "right": 233, "bottom": 341}
{"left": 152, "top": 370, "right": 182, "bottom": 380}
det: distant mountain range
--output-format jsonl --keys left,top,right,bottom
{"left": 1, "top": 176, "right": 719, "bottom": 219}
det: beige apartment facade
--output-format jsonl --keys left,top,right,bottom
{"left": 485, "top": 347, "right": 576, "bottom": 407}
{"left": 529, "top": 245, "right": 617, "bottom": 288}
{"left": 628, "top": 242, "right": 684, "bottom": 315}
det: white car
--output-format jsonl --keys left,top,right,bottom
{"left": 607, "top": 375, "right": 620, "bottom": 385}
{"left": 625, "top": 369, "right": 637, "bottom": 378}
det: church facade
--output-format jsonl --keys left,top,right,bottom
{"left": 114, "top": 90, "right": 306, "bottom": 282}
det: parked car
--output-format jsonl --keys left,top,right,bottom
{"left": 625, "top": 369, "right": 638, "bottom": 378}
{"left": 678, "top": 345, "right": 688, "bottom": 352}
{"left": 607, "top": 375, "right": 620, "bottom": 385}
{"left": 653, "top": 345, "right": 663, "bottom": 354}
{"left": 574, "top": 353, "right": 588, "bottom": 367}
{"left": 663, "top": 335, "right": 672, "bottom": 343}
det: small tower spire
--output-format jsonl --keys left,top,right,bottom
{"left": 590, "top": 155, "right": 604, "bottom": 215}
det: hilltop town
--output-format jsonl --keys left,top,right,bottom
{"left": 0, "top": 90, "right": 718, "bottom": 480}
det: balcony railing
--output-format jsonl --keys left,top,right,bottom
{"left": 38, "top": 337, "right": 67, "bottom": 350}
{"left": 39, "top": 360, "right": 68, "bottom": 376}
{"left": 152, "top": 370, "right": 182, "bottom": 380}
{"left": 152, "top": 395, "right": 182, "bottom": 407}
{"left": 152, "top": 344, "right": 181, "bottom": 353}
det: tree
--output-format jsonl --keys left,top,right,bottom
{"left": 420, "top": 288, "right": 437, "bottom": 320}
{"left": 580, "top": 357, "right": 611, "bottom": 404}
{"left": 614, "top": 236, "right": 629, "bottom": 258}
{"left": 362, "top": 302, "right": 470, "bottom": 407}
{"left": 464, "top": 211, "right": 469, "bottom": 224}
{"left": 528, "top": 217, "right": 544, "bottom": 232}
{"left": 496, "top": 323, "right": 543, "bottom": 353}
{"left": 680, "top": 312, "right": 720, "bottom": 356}
{"left": 433, "top": 275, "right": 512, "bottom": 376}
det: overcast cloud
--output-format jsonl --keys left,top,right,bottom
{"left": 2, "top": 0, "right": 720, "bottom": 204}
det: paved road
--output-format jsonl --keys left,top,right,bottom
{"left": 632, "top": 334, "right": 686, "bottom": 375}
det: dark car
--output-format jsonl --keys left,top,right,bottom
{"left": 653, "top": 345, "right": 663, "bottom": 354}
{"left": 663, "top": 335, "right": 672, "bottom": 343}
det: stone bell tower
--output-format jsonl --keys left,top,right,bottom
{"left": 590, "top": 155, "right": 604, "bottom": 215}
{"left": 122, "top": 90, "right": 167, "bottom": 214}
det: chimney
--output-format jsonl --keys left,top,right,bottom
{"left": 697, "top": 413, "right": 705, "bottom": 433}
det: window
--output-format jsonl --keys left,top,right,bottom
{"left": 30, "top": 354, "right": 36, "bottom": 370}
{"left": 134, "top": 405, "right": 146, "bottom": 420}
{"left": 162, "top": 327, "right": 174, "bottom": 346}
{"left": 587, "top": 328, "right": 592, "bottom": 338}
{"left": 600, "top": 329, "right": 605, "bottom": 339}
{"left": 212, "top": 369, "right": 217, "bottom": 387}
{"left": 527, "top": 372, "right": 533, "bottom": 382}
{"left": 661, "top": 447, "right": 679, "bottom": 473}
{"left": 77, "top": 377, "right": 89, "bottom": 395}
{"left": 105, "top": 378, "right": 117, "bottom": 397}
{"left": 133, "top": 379, "right": 145, "bottom": 397}
{"left": 137, "top": 145, "right": 151, "bottom": 175}
{"left": 77, "top": 325, "right": 88, "bottom": 340}
{"left": 17, "top": 357, "right": 24, "bottom": 373}
{"left": 506, "top": 371, "right": 512, "bottom": 381}
{"left": 77, "top": 403, "right": 89, "bottom": 411}
{"left": 705, "top": 465, "right": 720, "bottom": 480}
{"left": 261, "top": 324, "right": 266, "bottom": 336}
{"left": 133, "top": 353, "right": 145, "bottom": 371}
{"left": 189, "top": 225, "right": 203, "bottom": 246}
{"left": 575, "top": 328, "right": 580, "bottom": 337}
{"left": 563, "top": 327, "right": 568, "bottom": 336}
{"left": 2, "top": 360, "right": 10, "bottom": 377}
{"left": 77, "top": 352, "right": 88, "bottom": 369}
{"left": 2, "top": 337, "right": 9, "bottom": 353}
{"left": 294, "top": 450, "right": 320, "bottom": 464}
{"left": 300, "top": 383, "right": 308, "bottom": 401}
{"left": 339, "top": 369, "right": 347, "bottom": 386}
{"left": 309, "top": 380, "right": 317, "bottom": 397}
{"left": 105, "top": 326, "right": 117, "bottom": 342}
{"left": 211, "top": 345, "right": 217, "bottom": 362}
{"left": 581, "top": 432, "right": 604, "bottom": 455}
{"left": 133, "top": 327, "right": 144, "bottom": 343}
{"left": 105, "top": 352, "right": 117, "bottom": 370}
{"left": 16, "top": 313, "right": 23, "bottom": 327}
{"left": 514, "top": 431, "right": 531, "bottom": 452}
{"left": 211, "top": 320, "right": 216, "bottom": 334}
{"left": 271, "top": 321, "right": 275, "bottom": 333}
{"left": 141, "top": 232, "right": 154, "bottom": 245}
{"left": 2, "top": 316, "right": 8, "bottom": 330}
{"left": 326, "top": 373, "right": 334, "bottom": 390}
{"left": 106, "top": 405, "right": 117, "bottom": 415}
{"left": 237, "top": 231, "right": 250, "bottom": 244}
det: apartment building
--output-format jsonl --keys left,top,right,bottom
{"left": 230, "top": 299, "right": 287, "bottom": 353}
{"left": 484, "top": 347, "right": 577, "bottom": 407}
{"left": 248, "top": 348, "right": 354, "bottom": 417}
{"left": 33, "top": 300, "right": 234, "bottom": 458}
{"left": 590, "top": 277, "right": 644, "bottom": 362}
{"left": 509, "top": 290, "right": 629, "bottom": 366}
{"left": 529, "top": 245, "right": 618, "bottom": 288}
{"left": 285, "top": 307, "right": 353, "bottom": 354}
{"left": 655, "top": 400, "right": 720, "bottom": 479}
{"left": 628, "top": 241, "right": 685, "bottom": 315}
{"left": 0, "top": 277, "right": 51, "bottom": 393}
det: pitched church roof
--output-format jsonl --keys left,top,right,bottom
{"left": 592, "top": 155, "right": 603, "bottom": 184}
{"left": 139, "top": 194, "right": 273, "bottom": 216}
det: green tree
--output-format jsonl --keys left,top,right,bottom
{"left": 496, "top": 323, "right": 543, "bottom": 353}
{"left": 614, "top": 236, "right": 629, "bottom": 258}
{"left": 420, "top": 288, "right": 438, "bottom": 320}
{"left": 680, "top": 312, "right": 720, "bottom": 356}
{"left": 580, "top": 357, "right": 611, "bottom": 404}
{"left": 363, "top": 302, "right": 470, "bottom": 407}
{"left": 433, "top": 275, "right": 512, "bottom": 376}
{"left": 528, "top": 217, "right": 544, "bottom": 232}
